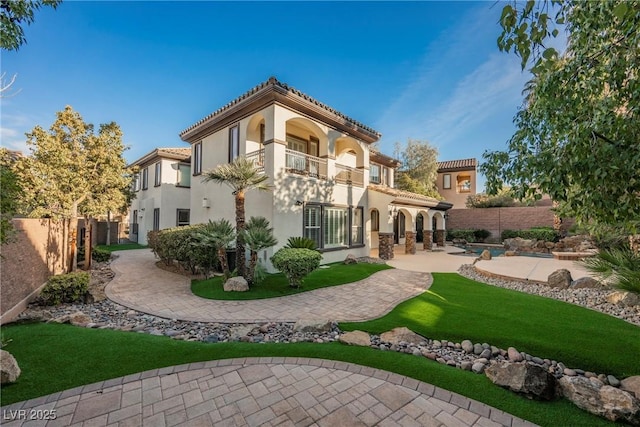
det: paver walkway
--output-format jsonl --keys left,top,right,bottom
{"left": 106, "top": 249, "right": 431, "bottom": 323}
{"left": 0, "top": 358, "right": 537, "bottom": 427}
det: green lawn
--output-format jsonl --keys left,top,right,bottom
{"left": 342, "top": 273, "right": 640, "bottom": 378}
{"left": 96, "top": 243, "right": 147, "bottom": 252}
{"left": 0, "top": 322, "right": 613, "bottom": 426}
{"left": 191, "top": 262, "right": 392, "bottom": 300}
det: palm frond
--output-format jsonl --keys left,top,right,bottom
{"left": 202, "top": 156, "right": 270, "bottom": 193}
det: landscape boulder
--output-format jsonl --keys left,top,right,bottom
{"left": 293, "top": 320, "right": 333, "bottom": 333}
{"left": 380, "top": 327, "right": 426, "bottom": 345}
{"left": 547, "top": 269, "right": 572, "bottom": 289}
{"left": 621, "top": 376, "right": 640, "bottom": 399}
{"left": 344, "top": 254, "right": 358, "bottom": 265}
{"left": 51, "top": 311, "right": 92, "bottom": 327}
{"left": 559, "top": 376, "right": 640, "bottom": 425}
{"left": 479, "top": 249, "right": 492, "bottom": 260}
{"left": 606, "top": 291, "right": 640, "bottom": 307}
{"left": 0, "top": 350, "right": 21, "bottom": 384}
{"left": 571, "top": 277, "right": 602, "bottom": 289}
{"left": 223, "top": 276, "right": 249, "bottom": 292}
{"left": 485, "top": 362, "right": 558, "bottom": 400}
{"left": 339, "top": 331, "right": 371, "bottom": 347}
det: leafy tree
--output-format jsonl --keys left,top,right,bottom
{"left": 15, "top": 106, "right": 132, "bottom": 271}
{"left": 394, "top": 139, "right": 441, "bottom": 199}
{"left": 481, "top": 1, "right": 640, "bottom": 231}
{"left": 0, "top": 149, "right": 22, "bottom": 245}
{"left": 1, "top": 0, "right": 62, "bottom": 51}
{"left": 242, "top": 216, "right": 277, "bottom": 285}
{"left": 203, "top": 156, "right": 270, "bottom": 280}
{"left": 466, "top": 188, "right": 517, "bottom": 208}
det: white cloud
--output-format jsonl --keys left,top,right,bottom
{"left": 0, "top": 113, "right": 33, "bottom": 153}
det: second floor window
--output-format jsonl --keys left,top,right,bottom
{"left": 229, "top": 125, "right": 239, "bottom": 162}
{"left": 382, "top": 167, "right": 389, "bottom": 186}
{"left": 193, "top": 142, "right": 202, "bottom": 175}
{"left": 132, "top": 174, "right": 140, "bottom": 192}
{"left": 177, "top": 164, "right": 191, "bottom": 187}
{"left": 370, "top": 164, "right": 381, "bottom": 184}
{"left": 443, "top": 174, "right": 451, "bottom": 189}
{"left": 142, "top": 167, "right": 148, "bottom": 190}
{"left": 154, "top": 162, "right": 161, "bottom": 187}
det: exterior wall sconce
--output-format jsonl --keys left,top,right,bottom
{"left": 444, "top": 212, "right": 450, "bottom": 220}
{"left": 202, "top": 197, "right": 210, "bottom": 208}
{"left": 388, "top": 205, "right": 398, "bottom": 218}
{"left": 295, "top": 200, "right": 304, "bottom": 206}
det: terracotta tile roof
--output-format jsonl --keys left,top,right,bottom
{"left": 129, "top": 147, "right": 191, "bottom": 167}
{"left": 179, "top": 76, "right": 381, "bottom": 139}
{"left": 368, "top": 184, "right": 441, "bottom": 204}
{"left": 370, "top": 150, "right": 401, "bottom": 168}
{"left": 437, "top": 158, "right": 477, "bottom": 171}
{"left": 156, "top": 148, "right": 191, "bottom": 159}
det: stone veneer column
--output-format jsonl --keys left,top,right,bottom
{"left": 404, "top": 231, "right": 416, "bottom": 254}
{"left": 423, "top": 230, "right": 433, "bottom": 251}
{"left": 435, "top": 229, "right": 445, "bottom": 247}
{"left": 378, "top": 232, "right": 394, "bottom": 260}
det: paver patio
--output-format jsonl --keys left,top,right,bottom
{"left": 0, "top": 358, "right": 537, "bottom": 427}
{"left": 106, "top": 249, "right": 432, "bottom": 323}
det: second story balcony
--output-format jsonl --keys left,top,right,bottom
{"left": 285, "top": 149, "right": 328, "bottom": 180}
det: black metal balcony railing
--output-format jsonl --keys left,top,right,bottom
{"left": 246, "top": 149, "right": 265, "bottom": 170}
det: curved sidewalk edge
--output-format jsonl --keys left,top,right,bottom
{"left": 105, "top": 249, "right": 432, "bottom": 323}
{"left": 0, "top": 358, "right": 538, "bottom": 427}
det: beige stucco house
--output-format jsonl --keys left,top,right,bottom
{"left": 128, "top": 148, "right": 192, "bottom": 245}
{"left": 175, "top": 77, "right": 452, "bottom": 268}
{"left": 436, "top": 158, "right": 477, "bottom": 208}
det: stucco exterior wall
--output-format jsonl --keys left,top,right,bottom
{"left": 1, "top": 219, "right": 69, "bottom": 323}
{"left": 437, "top": 169, "right": 476, "bottom": 209}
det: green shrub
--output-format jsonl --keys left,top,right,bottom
{"left": 582, "top": 248, "right": 640, "bottom": 294}
{"left": 271, "top": 248, "right": 322, "bottom": 288}
{"left": 147, "top": 230, "right": 160, "bottom": 256}
{"left": 39, "top": 272, "right": 89, "bottom": 306}
{"left": 284, "top": 236, "right": 318, "bottom": 250}
{"left": 466, "top": 193, "right": 516, "bottom": 208}
{"left": 154, "top": 225, "right": 217, "bottom": 274}
{"left": 91, "top": 248, "right": 111, "bottom": 263}
{"left": 501, "top": 228, "right": 560, "bottom": 242}
{"left": 447, "top": 229, "right": 491, "bottom": 243}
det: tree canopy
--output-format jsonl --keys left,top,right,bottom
{"left": 481, "top": 0, "right": 640, "bottom": 228}
{"left": 394, "top": 139, "right": 441, "bottom": 199}
{"left": 0, "top": 149, "right": 22, "bottom": 244}
{"left": 16, "top": 106, "right": 133, "bottom": 269}
{"left": 1, "top": 0, "right": 61, "bottom": 51}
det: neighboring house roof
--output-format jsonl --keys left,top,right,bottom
{"left": 128, "top": 147, "right": 191, "bottom": 168}
{"left": 368, "top": 184, "right": 452, "bottom": 210}
{"left": 180, "top": 76, "right": 381, "bottom": 144}
{"left": 370, "top": 150, "right": 401, "bottom": 168}
{"left": 437, "top": 158, "right": 477, "bottom": 172}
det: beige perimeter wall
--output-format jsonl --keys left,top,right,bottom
{"left": 446, "top": 206, "right": 574, "bottom": 241}
{"left": 1, "top": 218, "right": 69, "bottom": 323}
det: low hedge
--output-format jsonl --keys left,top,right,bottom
{"left": 271, "top": 248, "right": 322, "bottom": 288}
{"left": 501, "top": 227, "right": 560, "bottom": 242}
{"left": 447, "top": 229, "right": 491, "bottom": 243}
{"left": 147, "top": 226, "right": 218, "bottom": 274}
{"left": 39, "top": 272, "right": 89, "bottom": 306}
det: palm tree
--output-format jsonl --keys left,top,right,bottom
{"left": 242, "top": 217, "right": 278, "bottom": 285}
{"left": 203, "top": 156, "right": 270, "bottom": 279}
{"left": 196, "top": 219, "right": 235, "bottom": 280}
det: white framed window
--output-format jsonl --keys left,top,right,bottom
{"left": 142, "top": 167, "right": 149, "bottom": 190}
{"left": 229, "top": 125, "right": 239, "bottom": 162}
{"left": 193, "top": 142, "right": 202, "bottom": 175}
{"left": 370, "top": 164, "right": 381, "bottom": 184}
{"left": 443, "top": 174, "right": 451, "bottom": 189}
{"left": 176, "top": 209, "right": 190, "bottom": 226}
{"left": 154, "top": 162, "right": 161, "bottom": 187}
{"left": 177, "top": 163, "right": 191, "bottom": 187}
{"left": 382, "top": 167, "right": 389, "bottom": 186}
{"left": 351, "top": 207, "right": 363, "bottom": 245}
{"left": 303, "top": 205, "right": 322, "bottom": 249}
{"left": 324, "top": 207, "right": 348, "bottom": 248}
{"left": 132, "top": 174, "right": 140, "bottom": 192}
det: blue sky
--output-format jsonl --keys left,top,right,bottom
{"left": 1, "top": 1, "right": 534, "bottom": 191}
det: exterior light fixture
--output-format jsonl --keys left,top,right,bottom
{"left": 295, "top": 200, "right": 304, "bottom": 206}
{"left": 388, "top": 205, "right": 398, "bottom": 218}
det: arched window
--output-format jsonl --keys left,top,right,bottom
{"left": 371, "top": 209, "right": 379, "bottom": 231}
